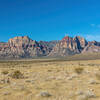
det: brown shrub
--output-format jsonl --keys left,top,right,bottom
{"left": 2, "top": 70, "right": 9, "bottom": 75}
{"left": 11, "top": 70, "right": 24, "bottom": 79}
{"left": 74, "top": 67, "right": 84, "bottom": 74}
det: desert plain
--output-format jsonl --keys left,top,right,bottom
{"left": 0, "top": 59, "right": 100, "bottom": 100}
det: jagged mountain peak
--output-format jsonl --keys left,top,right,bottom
{"left": 0, "top": 35, "right": 100, "bottom": 59}
{"left": 8, "top": 36, "right": 33, "bottom": 43}
{"left": 62, "top": 36, "right": 72, "bottom": 41}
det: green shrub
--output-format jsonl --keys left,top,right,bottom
{"left": 11, "top": 70, "right": 24, "bottom": 79}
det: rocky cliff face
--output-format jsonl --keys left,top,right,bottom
{"left": 82, "top": 41, "right": 100, "bottom": 53}
{"left": 49, "top": 36, "right": 88, "bottom": 57}
{"left": 0, "top": 36, "right": 57, "bottom": 58}
{"left": 0, "top": 35, "right": 100, "bottom": 59}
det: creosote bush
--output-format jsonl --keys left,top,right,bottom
{"left": 11, "top": 70, "right": 24, "bottom": 79}
{"left": 2, "top": 70, "right": 9, "bottom": 75}
{"left": 74, "top": 67, "right": 84, "bottom": 74}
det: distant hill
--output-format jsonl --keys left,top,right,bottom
{"left": 0, "top": 35, "right": 100, "bottom": 59}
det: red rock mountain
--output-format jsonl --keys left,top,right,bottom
{"left": 49, "top": 36, "right": 88, "bottom": 56}
{"left": 0, "top": 36, "right": 57, "bottom": 58}
{"left": 0, "top": 36, "right": 100, "bottom": 58}
{"left": 82, "top": 41, "right": 100, "bottom": 53}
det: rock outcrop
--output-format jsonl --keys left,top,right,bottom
{"left": 0, "top": 36, "right": 57, "bottom": 58}
{"left": 49, "top": 36, "right": 88, "bottom": 57}
{"left": 82, "top": 41, "right": 100, "bottom": 53}
{"left": 0, "top": 35, "right": 100, "bottom": 59}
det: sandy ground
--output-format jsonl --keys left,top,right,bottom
{"left": 0, "top": 59, "right": 100, "bottom": 100}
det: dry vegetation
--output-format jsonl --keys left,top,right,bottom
{"left": 0, "top": 59, "right": 100, "bottom": 100}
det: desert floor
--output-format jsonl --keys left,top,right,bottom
{"left": 0, "top": 59, "right": 100, "bottom": 100}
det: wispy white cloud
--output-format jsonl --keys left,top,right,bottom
{"left": 90, "top": 24, "right": 95, "bottom": 27}
{"left": 90, "top": 24, "right": 100, "bottom": 28}
{"left": 85, "top": 34, "right": 100, "bottom": 41}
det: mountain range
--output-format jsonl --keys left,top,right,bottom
{"left": 0, "top": 36, "right": 100, "bottom": 59}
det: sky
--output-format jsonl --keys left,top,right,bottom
{"left": 0, "top": 0, "right": 100, "bottom": 42}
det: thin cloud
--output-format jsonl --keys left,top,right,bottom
{"left": 86, "top": 34, "right": 100, "bottom": 41}
{"left": 90, "top": 24, "right": 100, "bottom": 28}
{"left": 90, "top": 24, "right": 95, "bottom": 27}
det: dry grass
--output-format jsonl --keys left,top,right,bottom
{"left": 0, "top": 59, "right": 100, "bottom": 100}
{"left": 95, "top": 73, "right": 100, "bottom": 80}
